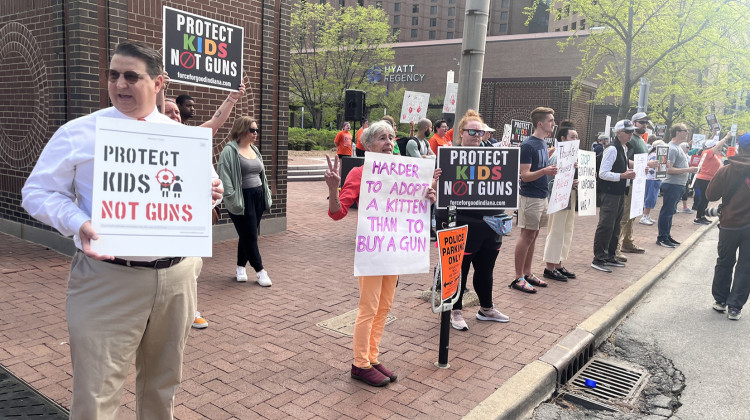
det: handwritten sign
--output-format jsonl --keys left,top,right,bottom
{"left": 91, "top": 117, "right": 213, "bottom": 256}
{"left": 655, "top": 146, "right": 669, "bottom": 179}
{"left": 437, "top": 225, "right": 468, "bottom": 301}
{"left": 548, "top": 140, "right": 579, "bottom": 214}
{"left": 400, "top": 91, "right": 430, "bottom": 123}
{"left": 691, "top": 134, "right": 706, "bottom": 150}
{"left": 577, "top": 151, "right": 597, "bottom": 216}
{"left": 705, "top": 113, "right": 720, "bottom": 133}
{"left": 500, "top": 124, "right": 512, "bottom": 147}
{"left": 629, "top": 153, "right": 647, "bottom": 219}
{"left": 436, "top": 146, "right": 520, "bottom": 210}
{"left": 354, "top": 153, "right": 434, "bottom": 276}
{"left": 443, "top": 83, "right": 458, "bottom": 114}
{"left": 510, "top": 119, "right": 532, "bottom": 146}
{"left": 163, "top": 7, "right": 244, "bottom": 91}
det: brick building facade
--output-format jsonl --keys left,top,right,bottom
{"left": 0, "top": 0, "right": 289, "bottom": 253}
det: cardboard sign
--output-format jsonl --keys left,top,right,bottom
{"left": 705, "top": 113, "right": 721, "bottom": 133}
{"left": 443, "top": 83, "right": 458, "bottom": 114}
{"left": 400, "top": 91, "right": 430, "bottom": 123}
{"left": 91, "top": 117, "right": 213, "bottom": 256}
{"left": 436, "top": 146, "right": 520, "bottom": 210}
{"left": 437, "top": 225, "right": 468, "bottom": 301}
{"left": 354, "top": 153, "right": 434, "bottom": 276}
{"left": 630, "top": 153, "right": 647, "bottom": 219}
{"left": 548, "top": 140, "right": 579, "bottom": 214}
{"left": 163, "top": 7, "right": 244, "bottom": 91}
{"left": 655, "top": 146, "right": 669, "bottom": 179}
{"left": 510, "top": 119, "right": 532, "bottom": 146}
{"left": 577, "top": 151, "right": 597, "bottom": 216}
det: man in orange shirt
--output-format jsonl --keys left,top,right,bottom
{"left": 429, "top": 119, "right": 452, "bottom": 155}
{"left": 355, "top": 118, "right": 369, "bottom": 157}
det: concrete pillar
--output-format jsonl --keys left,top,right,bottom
{"left": 455, "top": 0, "right": 489, "bottom": 144}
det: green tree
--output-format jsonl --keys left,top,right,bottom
{"left": 290, "top": 3, "right": 396, "bottom": 129}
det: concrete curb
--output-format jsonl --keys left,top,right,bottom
{"left": 462, "top": 222, "right": 717, "bottom": 420}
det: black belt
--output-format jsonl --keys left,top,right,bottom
{"left": 103, "top": 257, "right": 184, "bottom": 269}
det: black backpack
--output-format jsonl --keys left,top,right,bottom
{"left": 396, "top": 137, "right": 418, "bottom": 156}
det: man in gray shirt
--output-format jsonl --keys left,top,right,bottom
{"left": 657, "top": 123, "right": 698, "bottom": 247}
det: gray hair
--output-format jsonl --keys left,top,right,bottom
{"left": 361, "top": 120, "right": 395, "bottom": 149}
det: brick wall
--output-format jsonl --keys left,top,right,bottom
{"left": 0, "top": 0, "right": 289, "bottom": 247}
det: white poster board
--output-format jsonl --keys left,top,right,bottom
{"left": 548, "top": 140, "right": 579, "bottom": 214}
{"left": 500, "top": 124, "right": 512, "bottom": 147}
{"left": 400, "top": 91, "right": 430, "bottom": 123}
{"left": 91, "top": 117, "right": 213, "bottom": 256}
{"left": 443, "top": 83, "right": 458, "bottom": 114}
{"left": 577, "top": 151, "right": 597, "bottom": 216}
{"left": 629, "top": 153, "right": 648, "bottom": 219}
{"left": 691, "top": 134, "right": 706, "bottom": 150}
{"left": 604, "top": 116, "right": 612, "bottom": 138}
{"left": 354, "top": 153, "right": 434, "bottom": 276}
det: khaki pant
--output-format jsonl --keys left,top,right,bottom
{"left": 353, "top": 275, "right": 398, "bottom": 368}
{"left": 618, "top": 186, "right": 635, "bottom": 251}
{"left": 543, "top": 191, "right": 577, "bottom": 264}
{"left": 67, "top": 253, "right": 201, "bottom": 419}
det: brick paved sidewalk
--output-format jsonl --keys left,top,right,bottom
{"left": 0, "top": 183, "right": 706, "bottom": 419}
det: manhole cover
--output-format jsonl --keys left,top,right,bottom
{"left": 317, "top": 309, "right": 396, "bottom": 337}
{"left": 564, "top": 357, "right": 649, "bottom": 411}
{"left": 0, "top": 364, "right": 68, "bottom": 418}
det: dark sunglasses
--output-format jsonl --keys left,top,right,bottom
{"left": 106, "top": 69, "right": 146, "bottom": 84}
{"left": 249, "top": 128, "right": 260, "bottom": 134}
{"left": 635, "top": 120, "right": 649, "bottom": 124}
{"left": 464, "top": 129, "right": 485, "bottom": 137}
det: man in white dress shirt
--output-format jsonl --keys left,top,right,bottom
{"left": 21, "top": 41, "right": 223, "bottom": 419}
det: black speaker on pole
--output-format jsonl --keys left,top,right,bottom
{"left": 344, "top": 90, "right": 366, "bottom": 121}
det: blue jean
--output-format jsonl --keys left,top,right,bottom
{"left": 644, "top": 179, "right": 662, "bottom": 209}
{"left": 657, "top": 183, "right": 685, "bottom": 242}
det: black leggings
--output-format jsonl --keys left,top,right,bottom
{"left": 228, "top": 186, "right": 265, "bottom": 272}
{"left": 452, "top": 247, "right": 500, "bottom": 310}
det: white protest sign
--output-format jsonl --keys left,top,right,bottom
{"left": 91, "top": 117, "right": 213, "bottom": 257}
{"left": 443, "top": 83, "right": 458, "bottom": 114}
{"left": 629, "top": 153, "right": 648, "bottom": 219}
{"left": 355, "top": 153, "right": 434, "bottom": 276}
{"left": 548, "top": 140, "right": 579, "bottom": 214}
{"left": 400, "top": 91, "right": 430, "bottom": 123}
{"left": 501, "top": 124, "right": 512, "bottom": 147}
{"left": 577, "top": 151, "right": 597, "bottom": 216}
{"left": 691, "top": 134, "right": 706, "bottom": 150}
{"left": 731, "top": 124, "right": 738, "bottom": 136}
{"left": 604, "top": 116, "right": 612, "bottom": 138}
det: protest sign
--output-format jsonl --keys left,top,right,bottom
{"left": 655, "top": 146, "right": 669, "bottom": 179}
{"left": 691, "top": 134, "right": 706, "bottom": 150}
{"left": 500, "top": 124, "right": 512, "bottom": 147}
{"left": 163, "top": 6, "right": 244, "bottom": 91}
{"left": 577, "top": 151, "right": 597, "bottom": 216}
{"left": 510, "top": 120, "right": 532, "bottom": 146}
{"left": 630, "top": 153, "right": 647, "bottom": 219}
{"left": 436, "top": 146, "right": 519, "bottom": 210}
{"left": 544, "top": 125, "right": 558, "bottom": 148}
{"left": 400, "top": 91, "right": 430, "bottom": 123}
{"left": 91, "top": 118, "right": 213, "bottom": 257}
{"left": 690, "top": 153, "right": 708, "bottom": 189}
{"left": 727, "top": 146, "right": 736, "bottom": 157}
{"left": 443, "top": 83, "right": 458, "bottom": 114}
{"left": 354, "top": 153, "right": 434, "bottom": 276}
{"left": 731, "top": 124, "right": 738, "bottom": 136}
{"left": 548, "top": 140, "right": 579, "bottom": 214}
{"left": 705, "top": 113, "right": 720, "bottom": 133}
{"left": 655, "top": 124, "right": 667, "bottom": 137}
{"left": 604, "top": 116, "right": 612, "bottom": 138}
{"left": 437, "top": 225, "right": 468, "bottom": 301}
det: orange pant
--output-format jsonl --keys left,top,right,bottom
{"left": 353, "top": 275, "right": 398, "bottom": 368}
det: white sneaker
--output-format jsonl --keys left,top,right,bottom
{"left": 236, "top": 266, "right": 248, "bottom": 282}
{"left": 476, "top": 307, "right": 510, "bottom": 323}
{"left": 256, "top": 269, "right": 272, "bottom": 287}
{"left": 639, "top": 216, "right": 654, "bottom": 225}
{"left": 450, "top": 310, "right": 469, "bottom": 331}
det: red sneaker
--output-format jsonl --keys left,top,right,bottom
{"left": 351, "top": 364, "right": 390, "bottom": 387}
{"left": 372, "top": 362, "right": 397, "bottom": 382}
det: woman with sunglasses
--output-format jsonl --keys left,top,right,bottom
{"left": 218, "top": 116, "right": 273, "bottom": 286}
{"left": 440, "top": 110, "right": 510, "bottom": 332}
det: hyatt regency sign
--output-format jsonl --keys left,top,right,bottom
{"left": 368, "top": 64, "right": 426, "bottom": 83}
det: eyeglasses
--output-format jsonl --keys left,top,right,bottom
{"left": 106, "top": 69, "right": 147, "bottom": 84}
{"left": 635, "top": 120, "right": 649, "bottom": 124}
{"left": 676, "top": 129, "right": 687, "bottom": 132}
{"left": 249, "top": 128, "right": 260, "bottom": 134}
{"left": 463, "top": 129, "right": 485, "bottom": 137}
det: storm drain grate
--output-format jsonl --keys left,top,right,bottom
{"left": 0, "top": 364, "right": 69, "bottom": 418}
{"left": 564, "top": 357, "right": 649, "bottom": 411}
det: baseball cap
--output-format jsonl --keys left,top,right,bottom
{"left": 614, "top": 119, "right": 636, "bottom": 132}
{"left": 705, "top": 139, "right": 717, "bottom": 148}
{"left": 483, "top": 124, "right": 496, "bottom": 132}
{"left": 631, "top": 112, "right": 649, "bottom": 122}
{"left": 597, "top": 133, "right": 609, "bottom": 141}
{"left": 738, "top": 133, "right": 750, "bottom": 149}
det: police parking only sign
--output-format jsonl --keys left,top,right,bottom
{"left": 163, "top": 7, "right": 243, "bottom": 91}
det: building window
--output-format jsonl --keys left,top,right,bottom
{"left": 448, "top": 7, "right": 455, "bottom": 16}
{"left": 412, "top": 4, "right": 419, "bottom": 13}
{"left": 375, "top": 1, "right": 382, "bottom": 8}
{"left": 447, "top": 19, "right": 454, "bottom": 28}
{"left": 555, "top": 28, "right": 560, "bottom": 31}
{"left": 499, "top": 23, "right": 507, "bottom": 33}
{"left": 411, "top": 29, "right": 418, "bottom": 38}
{"left": 501, "top": 0, "right": 509, "bottom": 8}
{"left": 429, "top": 30, "right": 436, "bottom": 40}
{"left": 563, "top": 25, "right": 568, "bottom": 31}
{"left": 357, "top": 0, "right": 363, "bottom": 6}
{"left": 430, "top": 6, "right": 437, "bottom": 14}
{"left": 394, "top": 2, "right": 400, "bottom": 12}
{"left": 339, "top": 0, "right": 345, "bottom": 6}
{"left": 500, "top": 11, "right": 508, "bottom": 21}
{"left": 556, "top": 8, "right": 562, "bottom": 20}
{"left": 580, "top": 19, "right": 586, "bottom": 29}
{"left": 449, "top": 0, "right": 455, "bottom": 4}
{"left": 393, "top": 27, "right": 399, "bottom": 36}
{"left": 571, "top": 21, "right": 576, "bottom": 30}
{"left": 431, "top": 0, "right": 437, "bottom": 2}
{"left": 393, "top": 15, "right": 400, "bottom": 24}
{"left": 447, "top": 31, "right": 454, "bottom": 39}
{"left": 430, "top": 18, "right": 437, "bottom": 27}
{"left": 412, "top": 16, "right": 418, "bottom": 25}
